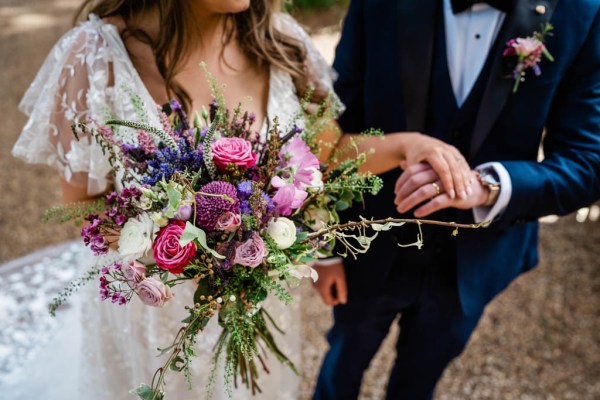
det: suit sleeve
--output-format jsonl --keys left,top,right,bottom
{"left": 333, "top": 0, "right": 366, "bottom": 133}
{"left": 499, "top": 8, "right": 600, "bottom": 225}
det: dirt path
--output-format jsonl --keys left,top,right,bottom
{"left": 1, "top": 2, "right": 598, "bottom": 399}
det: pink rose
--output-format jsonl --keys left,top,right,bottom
{"left": 123, "top": 260, "right": 146, "bottom": 284}
{"left": 271, "top": 178, "right": 308, "bottom": 216}
{"left": 512, "top": 37, "right": 542, "bottom": 57}
{"left": 153, "top": 221, "right": 197, "bottom": 274}
{"left": 233, "top": 233, "right": 267, "bottom": 268}
{"left": 215, "top": 212, "right": 241, "bottom": 232}
{"left": 136, "top": 277, "right": 173, "bottom": 307}
{"left": 211, "top": 137, "right": 257, "bottom": 172}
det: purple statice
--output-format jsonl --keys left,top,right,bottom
{"left": 142, "top": 146, "right": 203, "bottom": 186}
{"left": 195, "top": 181, "right": 240, "bottom": 230}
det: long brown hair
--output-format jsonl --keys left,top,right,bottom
{"left": 75, "top": 0, "right": 318, "bottom": 112}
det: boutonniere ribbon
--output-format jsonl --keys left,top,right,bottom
{"left": 503, "top": 23, "right": 555, "bottom": 93}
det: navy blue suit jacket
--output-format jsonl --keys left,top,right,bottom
{"left": 334, "top": 0, "right": 600, "bottom": 315}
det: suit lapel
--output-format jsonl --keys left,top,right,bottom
{"left": 397, "top": 0, "right": 438, "bottom": 132}
{"left": 468, "top": 0, "right": 559, "bottom": 158}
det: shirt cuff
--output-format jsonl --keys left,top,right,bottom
{"left": 472, "top": 162, "right": 512, "bottom": 224}
{"left": 313, "top": 257, "right": 343, "bottom": 267}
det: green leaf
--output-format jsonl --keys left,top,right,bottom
{"left": 179, "top": 222, "right": 225, "bottom": 259}
{"left": 193, "top": 279, "right": 211, "bottom": 304}
{"left": 335, "top": 200, "right": 350, "bottom": 211}
{"left": 340, "top": 190, "right": 354, "bottom": 202}
{"left": 129, "top": 384, "right": 163, "bottom": 400}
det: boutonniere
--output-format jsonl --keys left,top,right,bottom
{"left": 503, "top": 23, "right": 554, "bottom": 93}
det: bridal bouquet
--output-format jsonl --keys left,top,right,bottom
{"left": 46, "top": 77, "right": 386, "bottom": 399}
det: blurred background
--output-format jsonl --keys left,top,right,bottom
{"left": 0, "top": 0, "right": 598, "bottom": 399}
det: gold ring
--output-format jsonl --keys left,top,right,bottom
{"left": 431, "top": 182, "right": 441, "bottom": 196}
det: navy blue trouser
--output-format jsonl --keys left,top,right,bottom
{"left": 313, "top": 242, "right": 482, "bottom": 400}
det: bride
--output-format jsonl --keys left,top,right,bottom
{"left": 4, "top": 1, "right": 471, "bottom": 399}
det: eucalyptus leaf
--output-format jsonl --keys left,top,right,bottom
{"left": 129, "top": 384, "right": 163, "bottom": 400}
{"left": 179, "top": 222, "right": 225, "bottom": 259}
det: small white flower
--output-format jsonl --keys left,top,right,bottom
{"left": 216, "top": 297, "right": 223, "bottom": 304}
{"left": 266, "top": 217, "right": 297, "bottom": 249}
{"left": 229, "top": 295, "right": 236, "bottom": 302}
{"left": 138, "top": 195, "right": 153, "bottom": 210}
{"left": 118, "top": 213, "right": 158, "bottom": 259}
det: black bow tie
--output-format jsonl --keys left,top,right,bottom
{"left": 450, "top": 0, "right": 512, "bottom": 14}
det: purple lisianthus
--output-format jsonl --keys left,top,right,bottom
{"left": 233, "top": 233, "right": 267, "bottom": 268}
{"left": 174, "top": 204, "right": 192, "bottom": 221}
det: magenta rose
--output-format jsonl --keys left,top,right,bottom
{"left": 136, "top": 277, "right": 173, "bottom": 307}
{"left": 123, "top": 260, "right": 146, "bottom": 284}
{"left": 233, "top": 233, "right": 267, "bottom": 268}
{"left": 211, "top": 137, "right": 257, "bottom": 172}
{"left": 215, "top": 212, "right": 242, "bottom": 232}
{"left": 153, "top": 220, "right": 196, "bottom": 274}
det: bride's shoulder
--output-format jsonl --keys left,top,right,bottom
{"left": 272, "top": 12, "right": 311, "bottom": 39}
{"left": 50, "top": 14, "right": 122, "bottom": 59}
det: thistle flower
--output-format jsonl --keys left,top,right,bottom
{"left": 195, "top": 181, "right": 240, "bottom": 230}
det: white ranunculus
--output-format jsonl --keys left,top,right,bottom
{"left": 266, "top": 217, "right": 297, "bottom": 249}
{"left": 303, "top": 206, "right": 330, "bottom": 231}
{"left": 118, "top": 213, "right": 158, "bottom": 259}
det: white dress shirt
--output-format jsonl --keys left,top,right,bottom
{"left": 443, "top": 0, "right": 512, "bottom": 223}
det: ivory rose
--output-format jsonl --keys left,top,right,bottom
{"left": 118, "top": 213, "right": 158, "bottom": 259}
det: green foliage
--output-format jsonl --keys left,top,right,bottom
{"left": 49, "top": 266, "right": 100, "bottom": 316}
{"left": 42, "top": 199, "right": 107, "bottom": 225}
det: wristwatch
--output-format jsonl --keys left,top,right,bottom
{"left": 477, "top": 168, "right": 501, "bottom": 207}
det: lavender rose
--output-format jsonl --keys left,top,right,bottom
{"left": 233, "top": 233, "right": 267, "bottom": 268}
{"left": 215, "top": 212, "right": 242, "bottom": 232}
{"left": 123, "top": 260, "right": 146, "bottom": 284}
{"left": 136, "top": 277, "right": 173, "bottom": 307}
{"left": 211, "top": 137, "right": 257, "bottom": 172}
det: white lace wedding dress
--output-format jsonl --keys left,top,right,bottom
{"left": 3, "top": 13, "right": 337, "bottom": 400}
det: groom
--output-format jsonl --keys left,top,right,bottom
{"left": 313, "top": 0, "right": 600, "bottom": 399}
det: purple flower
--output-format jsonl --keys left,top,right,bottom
{"left": 279, "top": 136, "right": 320, "bottom": 188}
{"left": 136, "top": 278, "right": 173, "bottom": 307}
{"left": 195, "top": 181, "right": 240, "bottom": 230}
{"left": 271, "top": 177, "right": 308, "bottom": 216}
{"left": 215, "top": 212, "right": 241, "bottom": 232}
{"left": 174, "top": 204, "right": 192, "bottom": 221}
{"left": 233, "top": 233, "right": 268, "bottom": 268}
{"left": 115, "top": 214, "right": 126, "bottom": 226}
{"left": 237, "top": 181, "right": 253, "bottom": 198}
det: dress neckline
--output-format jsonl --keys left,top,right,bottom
{"left": 89, "top": 14, "right": 275, "bottom": 133}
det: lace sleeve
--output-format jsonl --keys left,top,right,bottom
{"left": 12, "top": 20, "right": 114, "bottom": 196}
{"left": 274, "top": 13, "right": 345, "bottom": 113}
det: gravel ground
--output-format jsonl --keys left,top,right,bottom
{"left": 1, "top": 1, "right": 598, "bottom": 399}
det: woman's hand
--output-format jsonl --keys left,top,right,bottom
{"left": 397, "top": 133, "right": 472, "bottom": 200}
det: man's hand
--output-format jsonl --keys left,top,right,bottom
{"left": 312, "top": 261, "right": 348, "bottom": 306}
{"left": 394, "top": 163, "right": 489, "bottom": 217}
